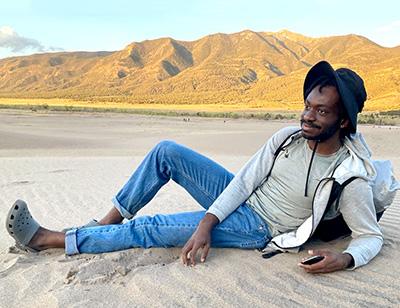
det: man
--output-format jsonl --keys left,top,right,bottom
{"left": 6, "top": 61, "right": 396, "bottom": 274}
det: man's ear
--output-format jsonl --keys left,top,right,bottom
{"left": 340, "top": 118, "right": 350, "bottom": 128}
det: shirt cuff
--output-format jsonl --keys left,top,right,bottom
{"left": 206, "top": 207, "right": 225, "bottom": 223}
{"left": 342, "top": 250, "right": 358, "bottom": 270}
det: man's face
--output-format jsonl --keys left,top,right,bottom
{"left": 300, "top": 85, "right": 343, "bottom": 141}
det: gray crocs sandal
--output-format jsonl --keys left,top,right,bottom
{"left": 6, "top": 200, "right": 40, "bottom": 252}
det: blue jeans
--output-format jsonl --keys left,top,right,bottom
{"left": 65, "top": 141, "right": 271, "bottom": 255}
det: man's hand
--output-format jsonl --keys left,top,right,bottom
{"left": 298, "top": 249, "right": 354, "bottom": 274}
{"left": 181, "top": 213, "right": 219, "bottom": 266}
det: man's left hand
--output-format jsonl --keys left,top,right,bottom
{"left": 298, "top": 249, "right": 354, "bottom": 274}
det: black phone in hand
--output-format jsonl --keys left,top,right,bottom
{"left": 301, "top": 255, "right": 324, "bottom": 265}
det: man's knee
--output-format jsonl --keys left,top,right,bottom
{"left": 154, "top": 140, "right": 182, "bottom": 157}
{"left": 155, "top": 140, "right": 177, "bottom": 151}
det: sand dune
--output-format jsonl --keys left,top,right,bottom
{"left": 0, "top": 110, "right": 399, "bottom": 307}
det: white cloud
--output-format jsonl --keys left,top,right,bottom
{"left": 368, "top": 20, "right": 400, "bottom": 47}
{"left": 376, "top": 20, "right": 400, "bottom": 32}
{"left": 0, "top": 25, "right": 63, "bottom": 54}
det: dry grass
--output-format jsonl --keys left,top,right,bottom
{"left": 0, "top": 98, "right": 398, "bottom": 125}
{"left": 0, "top": 98, "right": 302, "bottom": 113}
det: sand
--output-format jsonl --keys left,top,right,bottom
{"left": 0, "top": 109, "right": 399, "bottom": 307}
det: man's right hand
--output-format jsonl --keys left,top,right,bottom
{"left": 181, "top": 213, "right": 219, "bottom": 266}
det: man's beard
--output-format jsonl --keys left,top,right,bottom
{"left": 300, "top": 118, "right": 341, "bottom": 142}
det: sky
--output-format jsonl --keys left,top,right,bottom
{"left": 1, "top": 0, "right": 400, "bottom": 59}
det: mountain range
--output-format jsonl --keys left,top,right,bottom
{"left": 0, "top": 30, "right": 399, "bottom": 110}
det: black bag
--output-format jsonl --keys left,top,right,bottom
{"left": 313, "top": 177, "right": 384, "bottom": 242}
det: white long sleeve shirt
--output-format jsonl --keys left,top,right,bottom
{"left": 207, "top": 127, "right": 384, "bottom": 269}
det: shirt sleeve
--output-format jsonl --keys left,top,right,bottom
{"left": 206, "top": 126, "right": 298, "bottom": 222}
{"left": 340, "top": 179, "right": 383, "bottom": 269}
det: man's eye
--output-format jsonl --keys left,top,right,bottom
{"left": 304, "top": 105, "right": 311, "bottom": 110}
{"left": 318, "top": 109, "right": 327, "bottom": 115}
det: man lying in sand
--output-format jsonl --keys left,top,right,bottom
{"left": 6, "top": 61, "right": 399, "bottom": 274}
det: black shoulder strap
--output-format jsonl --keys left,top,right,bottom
{"left": 273, "top": 129, "right": 301, "bottom": 156}
{"left": 313, "top": 176, "right": 358, "bottom": 242}
{"left": 328, "top": 177, "right": 358, "bottom": 211}
{"left": 264, "top": 129, "right": 301, "bottom": 181}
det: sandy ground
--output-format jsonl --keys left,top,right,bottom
{"left": 0, "top": 109, "right": 399, "bottom": 307}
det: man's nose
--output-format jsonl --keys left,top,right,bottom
{"left": 303, "top": 108, "right": 316, "bottom": 121}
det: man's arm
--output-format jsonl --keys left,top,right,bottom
{"left": 299, "top": 179, "right": 383, "bottom": 273}
{"left": 340, "top": 179, "right": 383, "bottom": 269}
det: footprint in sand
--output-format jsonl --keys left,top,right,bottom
{"left": 63, "top": 248, "right": 180, "bottom": 285}
{"left": 4, "top": 180, "right": 34, "bottom": 187}
{"left": 48, "top": 169, "right": 71, "bottom": 174}
{"left": 383, "top": 238, "right": 398, "bottom": 248}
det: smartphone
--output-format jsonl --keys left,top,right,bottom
{"left": 301, "top": 255, "right": 324, "bottom": 265}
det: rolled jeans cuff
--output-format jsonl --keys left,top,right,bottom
{"left": 65, "top": 228, "right": 79, "bottom": 255}
{"left": 112, "top": 196, "right": 134, "bottom": 219}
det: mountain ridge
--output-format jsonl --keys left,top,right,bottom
{"left": 0, "top": 29, "right": 399, "bottom": 110}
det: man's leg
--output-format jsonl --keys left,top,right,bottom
{"left": 66, "top": 206, "right": 270, "bottom": 255}
{"left": 64, "top": 141, "right": 271, "bottom": 254}
{"left": 28, "top": 204, "right": 270, "bottom": 254}
{"left": 26, "top": 140, "right": 237, "bottom": 252}
{"left": 105, "top": 140, "right": 235, "bottom": 223}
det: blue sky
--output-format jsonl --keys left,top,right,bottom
{"left": 1, "top": 0, "right": 399, "bottom": 59}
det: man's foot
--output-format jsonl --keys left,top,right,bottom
{"left": 6, "top": 200, "right": 65, "bottom": 252}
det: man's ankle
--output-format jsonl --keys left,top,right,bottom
{"left": 27, "top": 227, "right": 46, "bottom": 250}
{"left": 98, "top": 208, "right": 124, "bottom": 225}
{"left": 98, "top": 217, "right": 123, "bottom": 225}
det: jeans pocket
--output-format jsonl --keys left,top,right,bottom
{"left": 239, "top": 224, "right": 270, "bottom": 249}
